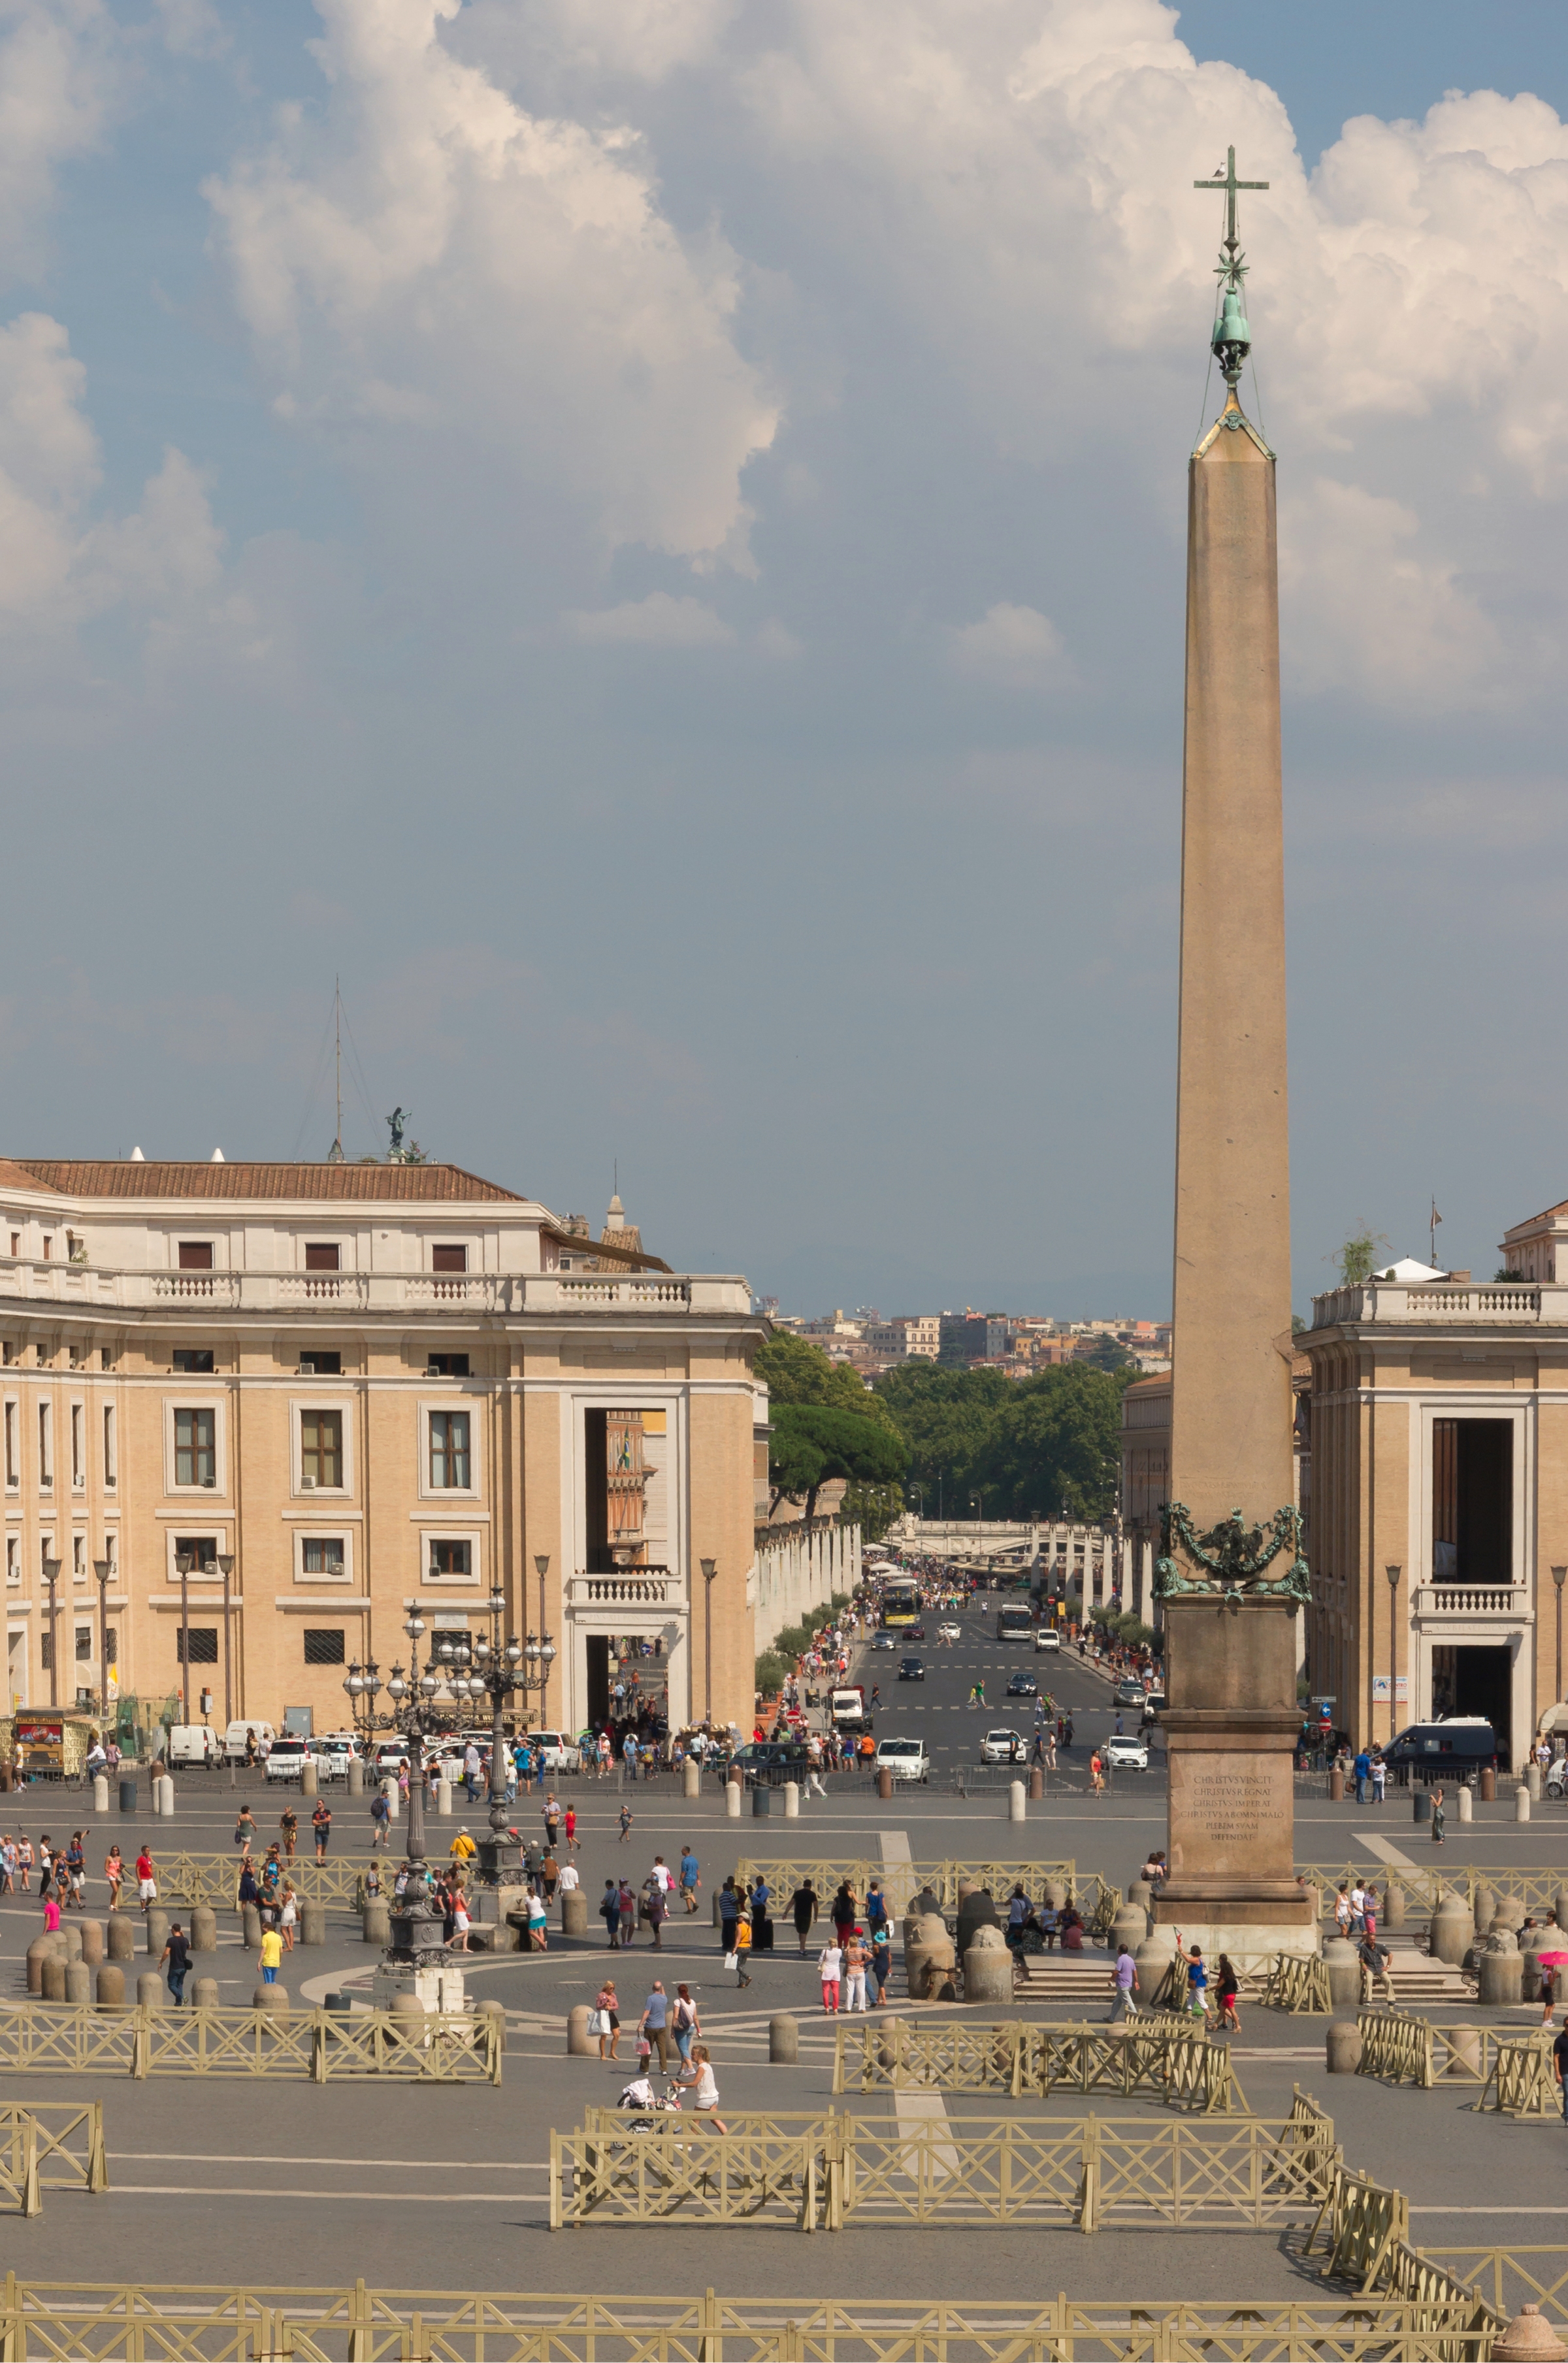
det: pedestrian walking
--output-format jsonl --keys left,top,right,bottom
{"left": 161, "top": 1921, "right": 191, "bottom": 2006}
{"left": 672, "top": 1983, "right": 700, "bottom": 2064}
{"left": 843, "top": 1930, "right": 869, "bottom": 2012}
{"left": 312, "top": 1799, "right": 332, "bottom": 1861}
{"left": 679, "top": 1845, "right": 700, "bottom": 1912}
{"left": 733, "top": 1915, "right": 753, "bottom": 1987}
{"left": 640, "top": 1981, "right": 670, "bottom": 2072}
{"left": 1184, "top": 1945, "right": 1209, "bottom": 2018}
{"left": 544, "top": 1793, "right": 561, "bottom": 1850}
{"left": 617, "top": 1878, "right": 637, "bottom": 1948}
{"left": 593, "top": 1978, "right": 621, "bottom": 2059}
{"left": 686, "top": 2043, "right": 727, "bottom": 2133}
{"left": 619, "top": 1802, "right": 634, "bottom": 1843}
{"left": 135, "top": 1845, "right": 157, "bottom": 1912}
{"left": 600, "top": 1878, "right": 621, "bottom": 1948}
{"left": 1090, "top": 1751, "right": 1105, "bottom": 1798}
{"left": 279, "top": 1807, "right": 298, "bottom": 1861}
{"left": 1371, "top": 1750, "right": 1387, "bottom": 1803}
{"left": 280, "top": 1883, "right": 298, "bottom": 1951}
{"left": 258, "top": 1925, "right": 284, "bottom": 1986}
{"left": 791, "top": 1879, "right": 819, "bottom": 1953}
{"left": 1216, "top": 1954, "right": 1241, "bottom": 2032}
{"left": 565, "top": 1806, "right": 580, "bottom": 1855}
{"left": 870, "top": 1922, "right": 892, "bottom": 2006}
{"left": 1431, "top": 1785, "right": 1446, "bottom": 1845}
{"left": 819, "top": 1938, "right": 843, "bottom": 2012}
{"left": 1108, "top": 1944, "right": 1139, "bottom": 2022}
{"left": 645, "top": 1878, "right": 667, "bottom": 1951}
{"left": 370, "top": 1791, "right": 391, "bottom": 1849}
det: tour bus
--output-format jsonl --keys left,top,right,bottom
{"left": 996, "top": 1603, "right": 1035, "bottom": 1643}
{"left": 881, "top": 1582, "right": 923, "bottom": 1628}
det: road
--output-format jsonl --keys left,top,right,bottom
{"left": 857, "top": 1589, "right": 1166, "bottom": 1799}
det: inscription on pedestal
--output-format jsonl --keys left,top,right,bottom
{"left": 1169, "top": 1748, "right": 1292, "bottom": 1883}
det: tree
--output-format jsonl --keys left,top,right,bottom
{"left": 1078, "top": 1333, "right": 1130, "bottom": 1373}
{"left": 756, "top": 1335, "right": 909, "bottom": 1527}
{"left": 875, "top": 1360, "right": 1132, "bottom": 1522}
{"left": 1336, "top": 1226, "right": 1389, "bottom": 1286}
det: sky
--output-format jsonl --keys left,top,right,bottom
{"left": 3, "top": 0, "right": 1568, "bottom": 1322}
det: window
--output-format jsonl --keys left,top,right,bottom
{"left": 1433, "top": 1418, "right": 1512, "bottom": 1584}
{"left": 72, "top": 1533, "right": 85, "bottom": 1580}
{"left": 40, "top": 1629, "right": 53, "bottom": 1670}
{"left": 100, "top": 1347, "right": 112, "bottom": 1371}
{"left": 38, "top": 1403, "right": 51, "bottom": 1487}
{"left": 176, "top": 1627, "right": 219, "bottom": 1664}
{"left": 4, "top": 1401, "right": 16, "bottom": 1487}
{"left": 5, "top": 1537, "right": 17, "bottom": 1585}
{"left": 174, "top": 1407, "right": 216, "bottom": 1488}
{"left": 302, "top": 1537, "right": 345, "bottom": 1576}
{"left": 74, "top": 1625, "right": 91, "bottom": 1663}
{"left": 301, "top": 1409, "right": 343, "bottom": 1489}
{"left": 429, "top": 1410, "right": 470, "bottom": 1489}
{"left": 299, "top": 1352, "right": 341, "bottom": 1377}
{"left": 303, "top": 1627, "right": 346, "bottom": 1665}
{"left": 7, "top": 1235, "right": 17, "bottom": 1258}
{"left": 177, "top": 1243, "right": 213, "bottom": 1271}
{"left": 427, "top": 1352, "right": 470, "bottom": 1378}
{"left": 431, "top": 1245, "right": 467, "bottom": 1273}
{"left": 304, "top": 1243, "right": 340, "bottom": 1272}
{"left": 103, "top": 1404, "right": 116, "bottom": 1488}
{"left": 173, "top": 1350, "right": 214, "bottom": 1375}
{"left": 41, "top": 1237, "right": 51, "bottom": 1261}
{"left": 71, "top": 1404, "right": 83, "bottom": 1488}
{"left": 172, "top": 1536, "right": 220, "bottom": 1576}
{"left": 429, "top": 1539, "right": 472, "bottom": 1580}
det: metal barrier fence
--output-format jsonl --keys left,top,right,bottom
{"left": 0, "top": 2004, "right": 500, "bottom": 2085}
{"left": 0, "top": 2106, "right": 106, "bottom": 2219}
{"left": 1354, "top": 2012, "right": 1556, "bottom": 2114}
{"left": 549, "top": 2104, "right": 1337, "bottom": 2232}
{"left": 144, "top": 1853, "right": 376, "bottom": 1908}
{"left": 830, "top": 2018, "right": 1245, "bottom": 2112}
{"left": 0, "top": 2277, "right": 1502, "bottom": 2362}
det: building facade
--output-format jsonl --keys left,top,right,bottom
{"left": 1301, "top": 1217, "right": 1568, "bottom": 1766}
{"left": 0, "top": 1159, "right": 764, "bottom": 1738}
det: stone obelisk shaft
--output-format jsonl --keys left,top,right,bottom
{"left": 1170, "top": 396, "right": 1294, "bottom": 1523}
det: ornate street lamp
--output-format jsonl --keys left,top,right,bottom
{"left": 41, "top": 1556, "right": 61, "bottom": 1712}
{"left": 442, "top": 1585, "right": 555, "bottom": 1887}
{"left": 342, "top": 1612, "right": 459, "bottom": 1978}
{"left": 91, "top": 1557, "right": 112, "bottom": 1723}
{"left": 1553, "top": 1567, "right": 1567, "bottom": 1739}
{"left": 700, "top": 1558, "right": 718, "bottom": 1730}
{"left": 1385, "top": 1565, "right": 1401, "bottom": 1737}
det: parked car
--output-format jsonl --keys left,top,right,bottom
{"left": 1005, "top": 1672, "right": 1039, "bottom": 1698}
{"left": 370, "top": 1737, "right": 412, "bottom": 1782}
{"left": 1034, "top": 1629, "right": 1062, "bottom": 1654}
{"left": 874, "top": 1736, "right": 930, "bottom": 1784}
{"left": 313, "top": 1731, "right": 363, "bottom": 1779}
{"left": 1383, "top": 1718, "right": 1498, "bottom": 1777}
{"left": 263, "top": 1735, "right": 316, "bottom": 1782}
{"left": 528, "top": 1729, "right": 582, "bottom": 1773}
{"left": 898, "top": 1655, "right": 925, "bottom": 1682}
{"left": 980, "top": 1728, "right": 1026, "bottom": 1765}
{"left": 1105, "top": 1734, "right": 1149, "bottom": 1770}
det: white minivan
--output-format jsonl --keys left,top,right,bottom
{"left": 1035, "top": 1627, "right": 1062, "bottom": 1654}
{"left": 225, "top": 1719, "right": 276, "bottom": 1764}
{"left": 167, "top": 1725, "right": 223, "bottom": 1768}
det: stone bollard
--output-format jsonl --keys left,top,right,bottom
{"left": 1479, "top": 1948, "right": 1524, "bottom": 2008}
{"left": 1008, "top": 1780, "right": 1026, "bottom": 1824}
{"left": 1481, "top": 1765, "right": 1496, "bottom": 1802}
{"left": 157, "top": 1774, "right": 174, "bottom": 1817}
{"left": 301, "top": 1761, "right": 318, "bottom": 1798}
{"left": 61, "top": 1921, "right": 82, "bottom": 1963}
{"left": 145, "top": 1908, "right": 169, "bottom": 1958}
{"left": 683, "top": 1758, "right": 700, "bottom": 1800}
{"left": 770, "top": 2013, "right": 799, "bottom": 2064}
{"left": 567, "top": 2004, "right": 595, "bottom": 2056}
{"left": 963, "top": 1928, "right": 1013, "bottom": 2006}
{"left": 877, "top": 1768, "right": 893, "bottom": 1802}
{"left": 1111, "top": 1902, "right": 1149, "bottom": 1954}
{"left": 1328, "top": 1767, "right": 1344, "bottom": 1802}
{"left": 1458, "top": 1785, "right": 1473, "bottom": 1825}
{"left": 347, "top": 1758, "right": 364, "bottom": 1797}
{"left": 1556, "top": 1889, "right": 1568, "bottom": 1936}
{"left": 1473, "top": 1884, "right": 1498, "bottom": 1939}
{"left": 1381, "top": 1883, "right": 1405, "bottom": 1933}
{"left": 64, "top": 1961, "right": 91, "bottom": 2006}
{"left": 726, "top": 1780, "right": 742, "bottom": 1819}
{"left": 1492, "top": 2306, "right": 1568, "bottom": 2361}
{"left": 1443, "top": 2025, "right": 1483, "bottom": 2078}
{"left": 93, "top": 1774, "right": 108, "bottom": 1814}
{"left": 363, "top": 1899, "right": 391, "bottom": 1946}
{"left": 1431, "top": 1891, "right": 1474, "bottom": 1966}
{"left": 1529, "top": 1763, "right": 1543, "bottom": 1801}
{"left": 1029, "top": 1768, "right": 1044, "bottom": 1801}
{"left": 137, "top": 1972, "right": 163, "bottom": 2010}
{"left": 1517, "top": 1784, "right": 1532, "bottom": 1823}
{"left": 241, "top": 1903, "right": 262, "bottom": 1949}
{"left": 96, "top": 1963, "right": 125, "bottom": 2011}
{"left": 476, "top": 1998, "right": 507, "bottom": 2053}
{"left": 190, "top": 1977, "right": 220, "bottom": 2011}
{"left": 41, "top": 1955, "right": 67, "bottom": 2002}
{"left": 436, "top": 1780, "right": 452, "bottom": 1819}
{"left": 1326, "top": 2021, "right": 1363, "bottom": 2073}
{"left": 301, "top": 1902, "right": 327, "bottom": 1947}
{"left": 25, "top": 1938, "right": 52, "bottom": 1996}
{"left": 1523, "top": 1944, "right": 1544, "bottom": 2004}
{"left": 253, "top": 1983, "right": 289, "bottom": 2011}
{"left": 1324, "top": 1938, "right": 1361, "bottom": 2010}
{"left": 783, "top": 1781, "right": 800, "bottom": 1818}
{"left": 382, "top": 1777, "right": 400, "bottom": 1820}
{"left": 191, "top": 1904, "right": 218, "bottom": 1952}
{"left": 80, "top": 1918, "right": 105, "bottom": 1966}
{"left": 107, "top": 1914, "right": 135, "bottom": 1964}
{"left": 562, "top": 1889, "right": 588, "bottom": 1938}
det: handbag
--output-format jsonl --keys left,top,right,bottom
{"left": 587, "top": 2008, "right": 608, "bottom": 2035}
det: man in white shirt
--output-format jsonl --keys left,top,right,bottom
{"left": 557, "top": 1861, "right": 581, "bottom": 1895}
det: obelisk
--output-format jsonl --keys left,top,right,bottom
{"left": 1152, "top": 152, "right": 1316, "bottom": 1964}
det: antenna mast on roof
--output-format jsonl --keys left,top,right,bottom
{"left": 327, "top": 977, "right": 345, "bottom": 1164}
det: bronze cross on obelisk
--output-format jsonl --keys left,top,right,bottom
{"left": 1194, "top": 145, "right": 1267, "bottom": 276}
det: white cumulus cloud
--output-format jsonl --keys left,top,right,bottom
{"left": 0, "top": 0, "right": 118, "bottom": 273}
{"left": 950, "top": 601, "right": 1073, "bottom": 690}
{"left": 563, "top": 591, "right": 735, "bottom": 644}
{"left": 205, "top": 0, "right": 779, "bottom": 562}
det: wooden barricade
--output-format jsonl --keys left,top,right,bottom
{"left": 1422, "top": 2247, "right": 1568, "bottom": 2328}
{"left": 0, "top": 2103, "right": 106, "bottom": 2219}
{"left": 1304, "top": 2164, "right": 1410, "bottom": 2292}
{"left": 0, "top": 2274, "right": 1501, "bottom": 2361}
{"left": 832, "top": 2018, "right": 1245, "bottom": 2112}
{"left": 731, "top": 1857, "right": 1079, "bottom": 1917}
{"left": 0, "top": 2003, "right": 499, "bottom": 2085}
{"left": 1478, "top": 2032, "right": 1556, "bottom": 2118}
{"left": 551, "top": 2110, "right": 1336, "bottom": 2232}
{"left": 150, "top": 1852, "right": 374, "bottom": 1908}
{"left": 1263, "top": 1953, "right": 1332, "bottom": 2012}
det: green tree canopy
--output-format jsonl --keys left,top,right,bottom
{"left": 875, "top": 1359, "right": 1133, "bottom": 1522}
{"left": 757, "top": 1333, "right": 908, "bottom": 1529}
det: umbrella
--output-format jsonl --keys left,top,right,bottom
{"left": 1535, "top": 1950, "right": 1568, "bottom": 1968}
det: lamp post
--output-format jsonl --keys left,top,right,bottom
{"left": 1553, "top": 1568, "right": 1567, "bottom": 1737}
{"left": 533, "top": 1556, "right": 551, "bottom": 1726}
{"left": 91, "top": 1557, "right": 112, "bottom": 1723}
{"left": 343, "top": 1612, "right": 461, "bottom": 1981}
{"left": 41, "top": 1556, "right": 61, "bottom": 1711}
{"left": 218, "top": 1553, "right": 235, "bottom": 1746}
{"left": 700, "top": 1558, "right": 717, "bottom": 1729}
{"left": 444, "top": 1585, "right": 553, "bottom": 1885}
{"left": 1385, "top": 1565, "right": 1401, "bottom": 1740}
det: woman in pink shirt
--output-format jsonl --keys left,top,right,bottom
{"left": 42, "top": 1893, "right": 61, "bottom": 1934}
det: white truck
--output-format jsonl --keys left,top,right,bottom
{"left": 832, "top": 1686, "right": 867, "bottom": 1732}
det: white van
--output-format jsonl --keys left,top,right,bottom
{"left": 167, "top": 1725, "right": 223, "bottom": 1767}
{"left": 528, "top": 1730, "right": 580, "bottom": 1773}
{"left": 225, "top": 1719, "right": 276, "bottom": 1765}
{"left": 1035, "top": 1627, "right": 1062, "bottom": 1654}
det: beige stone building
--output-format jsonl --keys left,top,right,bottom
{"left": 0, "top": 1158, "right": 764, "bottom": 1737}
{"left": 1301, "top": 1202, "right": 1568, "bottom": 1767}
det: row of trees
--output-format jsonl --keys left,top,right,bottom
{"left": 757, "top": 1335, "right": 1137, "bottom": 1535}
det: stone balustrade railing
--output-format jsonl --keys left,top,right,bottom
{"left": 1310, "top": 1282, "right": 1559, "bottom": 1328}
{"left": 0, "top": 1263, "right": 748, "bottom": 1317}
